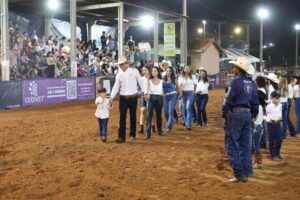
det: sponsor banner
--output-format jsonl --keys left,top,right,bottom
{"left": 0, "top": 81, "right": 22, "bottom": 110}
{"left": 208, "top": 73, "right": 220, "bottom": 86}
{"left": 22, "top": 77, "right": 96, "bottom": 107}
{"left": 164, "top": 23, "right": 176, "bottom": 57}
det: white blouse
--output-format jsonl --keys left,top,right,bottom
{"left": 288, "top": 84, "right": 293, "bottom": 99}
{"left": 195, "top": 80, "right": 209, "bottom": 94}
{"left": 179, "top": 76, "right": 195, "bottom": 91}
{"left": 146, "top": 79, "right": 163, "bottom": 95}
{"left": 293, "top": 85, "right": 300, "bottom": 98}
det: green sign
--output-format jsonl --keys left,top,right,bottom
{"left": 164, "top": 23, "right": 176, "bottom": 57}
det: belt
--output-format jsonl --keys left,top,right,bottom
{"left": 232, "top": 107, "right": 250, "bottom": 112}
{"left": 120, "top": 93, "right": 137, "bottom": 99}
{"left": 267, "top": 120, "right": 281, "bottom": 124}
{"left": 165, "top": 91, "right": 177, "bottom": 96}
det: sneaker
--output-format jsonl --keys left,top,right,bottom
{"left": 130, "top": 136, "right": 135, "bottom": 141}
{"left": 166, "top": 129, "right": 171, "bottom": 133}
{"left": 196, "top": 124, "right": 202, "bottom": 128}
{"left": 257, "top": 163, "right": 263, "bottom": 168}
{"left": 277, "top": 155, "right": 283, "bottom": 160}
{"left": 228, "top": 177, "right": 248, "bottom": 183}
{"left": 101, "top": 137, "right": 107, "bottom": 143}
{"left": 115, "top": 137, "right": 125, "bottom": 143}
{"left": 203, "top": 122, "right": 208, "bottom": 126}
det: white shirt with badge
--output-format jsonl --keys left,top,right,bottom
{"left": 110, "top": 67, "right": 144, "bottom": 99}
{"left": 95, "top": 97, "right": 111, "bottom": 119}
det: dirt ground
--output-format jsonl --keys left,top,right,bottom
{"left": 0, "top": 89, "right": 300, "bottom": 200}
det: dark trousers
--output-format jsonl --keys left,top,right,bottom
{"left": 287, "top": 99, "right": 296, "bottom": 136}
{"left": 146, "top": 95, "right": 163, "bottom": 135}
{"left": 98, "top": 118, "right": 109, "bottom": 138}
{"left": 195, "top": 94, "right": 208, "bottom": 126}
{"left": 119, "top": 96, "right": 138, "bottom": 140}
{"left": 267, "top": 122, "right": 282, "bottom": 158}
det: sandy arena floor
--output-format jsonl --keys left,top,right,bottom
{"left": 0, "top": 89, "right": 300, "bottom": 200}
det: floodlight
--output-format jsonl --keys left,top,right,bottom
{"left": 257, "top": 8, "right": 269, "bottom": 19}
{"left": 141, "top": 16, "right": 154, "bottom": 28}
{"left": 48, "top": 0, "right": 59, "bottom": 11}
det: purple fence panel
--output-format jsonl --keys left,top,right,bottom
{"left": 22, "top": 77, "right": 96, "bottom": 107}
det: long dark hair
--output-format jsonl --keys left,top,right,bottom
{"left": 270, "top": 80, "right": 279, "bottom": 91}
{"left": 149, "top": 66, "right": 162, "bottom": 79}
{"left": 181, "top": 65, "right": 192, "bottom": 79}
{"left": 163, "top": 67, "right": 175, "bottom": 83}
{"left": 198, "top": 70, "right": 208, "bottom": 83}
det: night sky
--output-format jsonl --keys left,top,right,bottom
{"left": 127, "top": 0, "right": 300, "bottom": 66}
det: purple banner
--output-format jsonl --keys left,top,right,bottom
{"left": 208, "top": 73, "right": 220, "bottom": 86}
{"left": 22, "top": 77, "right": 96, "bottom": 107}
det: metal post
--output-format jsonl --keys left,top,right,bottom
{"left": 203, "top": 23, "right": 206, "bottom": 40}
{"left": 218, "top": 22, "right": 221, "bottom": 46}
{"left": 180, "top": 0, "right": 187, "bottom": 67}
{"left": 259, "top": 19, "right": 263, "bottom": 72}
{"left": 246, "top": 24, "right": 250, "bottom": 54}
{"left": 296, "top": 30, "right": 299, "bottom": 67}
{"left": 70, "top": 0, "right": 77, "bottom": 77}
{"left": 1, "top": 0, "right": 9, "bottom": 81}
{"left": 44, "top": 16, "right": 51, "bottom": 39}
{"left": 118, "top": 2, "right": 124, "bottom": 58}
{"left": 153, "top": 12, "right": 159, "bottom": 66}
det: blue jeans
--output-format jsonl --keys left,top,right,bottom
{"left": 294, "top": 98, "right": 300, "bottom": 133}
{"left": 195, "top": 94, "right": 208, "bottom": 126}
{"left": 182, "top": 91, "right": 195, "bottom": 128}
{"left": 281, "top": 102, "right": 288, "bottom": 139}
{"left": 287, "top": 99, "right": 296, "bottom": 136}
{"left": 225, "top": 111, "right": 253, "bottom": 178}
{"left": 164, "top": 93, "right": 177, "bottom": 131}
{"left": 98, "top": 118, "right": 109, "bottom": 138}
{"left": 252, "top": 125, "right": 263, "bottom": 156}
{"left": 267, "top": 122, "right": 282, "bottom": 158}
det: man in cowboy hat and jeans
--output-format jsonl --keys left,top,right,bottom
{"left": 110, "top": 56, "right": 144, "bottom": 143}
{"left": 222, "top": 57, "right": 259, "bottom": 183}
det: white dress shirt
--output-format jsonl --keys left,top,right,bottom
{"left": 254, "top": 105, "right": 264, "bottom": 125}
{"left": 195, "top": 80, "right": 209, "bottom": 94}
{"left": 265, "top": 102, "right": 282, "bottom": 122}
{"left": 178, "top": 76, "right": 195, "bottom": 91}
{"left": 110, "top": 67, "right": 144, "bottom": 99}
{"left": 95, "top": 97, "right": 110, "bottom": 119}
{"left": 288, "top": 84, "right": 293, "bottom": 99}
{"left": 293, "top": 85, "right": 300, "bottom": 98}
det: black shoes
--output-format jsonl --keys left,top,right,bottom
{"left": 115, "top": 137, "right": 125, "bottom": 143}
{"left": 152, "top": 125, "right": 156, "bottom": 133}
{"left": 138, "top": 125, "right": 144, "bottom": 134}
{"left": 144, "top": 133, "right": 151, "bottom": 140}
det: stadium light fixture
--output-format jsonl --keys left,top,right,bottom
{"left": 257, "top": 8, "right": 269, "bottom": 19}
{"left": 141, "top": 16, "right": 154, "bottom": 28}
{"left": 198, "top": 28, "right": 203, "bottom": 34}
{"left": 48, "top": 0, "right": 59, "bottom": 11}
{"left": 234, "top": 27, "right": 242, "bottom": 35}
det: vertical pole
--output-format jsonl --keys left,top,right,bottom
{"left": 259, "top": 19, "right": 263, "bottom": 72}
{"left": 153, "top": 12, "right": 159, "bottom": 66}
{"left": 296, "top": 30, "right": 299, "bottom": 67}
{"left": 246, "top": 24, "right": 250, "bottom": 54}
{"left": 44, "top": 16, "right": 51, "bottom": 39}
{"left": 1, "top": 0, "right": 9, "bottom": 81}
{"left": 217, "top": 22, "right": 221, "bottom": 46}
{"left": 118, "top": 2, "right": 124, "bottom": 58}
{"left": 70, "top": 0, "right": 77, "bottom": 77}
{"left": 180, "top": 0, "right": 187, "bottom": 67}
{"left": 203, "top": 23, "right": 206, "bottom": 40}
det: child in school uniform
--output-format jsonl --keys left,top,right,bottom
{"left": 264, "top": 91, "right": 283, "bottom": 160}
{"left": 95, "top": 88, "right": 112, "bottom": 143}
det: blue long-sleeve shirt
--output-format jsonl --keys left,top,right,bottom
{"left": 222, "top": 75, "right": 259, "bottom": 119}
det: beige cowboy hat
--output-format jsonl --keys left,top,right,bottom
{"left": 160, "top": 60, "right": 170, "bottom": 67}
{"left": 229, "top": 57, "right": 255, "bottom": 75}
{"left": 116, "top": 56, "right": 127, "bottom": 65}
{"left": 264, "top": 73, "right": 279, "bottom": 84}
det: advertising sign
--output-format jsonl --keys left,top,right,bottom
{"left": 22, "top": 77, "right": 96, "bottom": 107}
{"left": 164, "top": 23, "right": 176, "bottom": 57}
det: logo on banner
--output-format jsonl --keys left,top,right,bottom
{"left": 24, "top": 81, "right": 45, "bottom": 104}
{"left": 29, "top": 81, "right": 38, "bottom": 96}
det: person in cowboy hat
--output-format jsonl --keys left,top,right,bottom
{"left": 222, "top": 57, "right": 259, "bottom": 183}
{"left": 110, "top": 56, "right": 144, "bottom": 143}
{"left": 263, "top": 73, "right": 279, "bottom": 102}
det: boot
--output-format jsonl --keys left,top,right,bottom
{"left": 152, "top": 125, "right": 156, "bottom": 133}
{"left": 144, "top": 132, "right": 151, "bottom": 140}
{"left": 138, "top": 124, "right": 144, "bottom": 134}
{"left": 257, "top": 155, "right": 263, "bottom": 168}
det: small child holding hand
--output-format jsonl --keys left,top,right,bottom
{"left": 95, "top": 88, "right": 112, "bottom": 143}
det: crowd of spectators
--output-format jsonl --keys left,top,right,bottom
{"left": 1, "top": 21, "right": 140, "bottom": 81}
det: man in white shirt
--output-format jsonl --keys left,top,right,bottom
{"left": 110, "top": 56, "right": 144, "bottom": 143}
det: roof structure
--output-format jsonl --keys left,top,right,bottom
{"left": 187, "top": 38, "right": 224, "bottom": 55}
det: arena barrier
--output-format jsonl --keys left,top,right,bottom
{"left": 96, "top": 75, "right": 116, "bottom": 95}
{"left": 208, "top": 73, "right": 220, "bottom": 89}
{"left": 0, "top": 81, "right": 22, "bottom": 109}
{"left": 22, "top": 77, "right": 96, "bottom": 107}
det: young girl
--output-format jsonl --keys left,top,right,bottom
{"left": 279, "top": 76, "right": 289, "bottom": 139}
{"left": 138, "top": 66, "right": 150, "bottom": 134}
{"left": 293, "top": 77, "right": 300, "bottom": 133}
{"left": 163, "top": 67, "right": 181, "bottom": 133}
{"left": 179, "top": 65, "right": 195, "bottom": 130}
{"left": 265, "top": 91, "right": 282, "bottom": 160}
{"left": 144, "top": 67, "right": 164, "bottom": 139}
{"left": 287, "top": 77, "right": 296, "bottom": 136}
{"left": 195, "top": 69, "right": 209, "bottom": 127}
{"left": 95, "top": 88, "right": 112, "bottom": 143}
